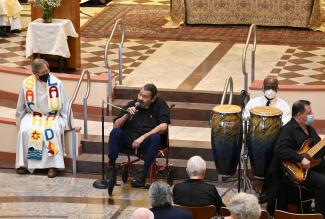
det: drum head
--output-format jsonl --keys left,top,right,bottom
{"left": 250, "top": 106, "right": 282, "bottom": 117}
{"left": 212, "top": 104, "right": 241, "bottom": 113}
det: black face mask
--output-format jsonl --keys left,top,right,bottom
{"left": 39, "top": 74, "right": 49, "bottom": 83}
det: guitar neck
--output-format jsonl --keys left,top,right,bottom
{"left": 307, "top": 139, "right": 325, "bottom": 157}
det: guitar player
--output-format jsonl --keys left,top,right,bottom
{"left": 267, "top": 100, "right": 325, "bottom": 216}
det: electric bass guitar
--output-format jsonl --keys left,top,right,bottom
{"left": 283, "top": 138, "right": 325, "bottom": 184}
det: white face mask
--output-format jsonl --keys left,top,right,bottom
{"left": 305, "top": 114, "right": 315, "bottom": 125}
{"left": 264, "top": 89, "right": 277, "bottom": 100}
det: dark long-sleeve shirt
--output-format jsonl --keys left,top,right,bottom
{"left": 173, "top": 179, "right": 224, "bottom": 213}
{"left": 275, "top": 118, "right": 322, "bottom": 164}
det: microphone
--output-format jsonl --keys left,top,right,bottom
{"left": 130, "top": 101, "right": 140, "bottom": 120}
{"left": 134, "top": 101, "right": 140, "bottom": 109}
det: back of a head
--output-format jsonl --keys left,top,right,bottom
{"left": 149, "top": 181, "right": 173, "bottom": 208}
{"left": 227, "top": 193, "right": 261, "bottom": 219}
{"left": 131, "top": 208, "right": 154, "bottom": 219}
{"left": 186, "top": 155, "right": 206, "bottom": 178}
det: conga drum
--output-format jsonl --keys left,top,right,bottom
{"left": 248, "top": 106, "right": 282, "bottom": 178}
{"left": 211, "top": 105, "right": 242, "bottom": 175}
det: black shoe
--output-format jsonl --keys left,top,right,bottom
{"left": 258, "top": 192, "right": 267, "bottom": 204}
{"left": 131, "top": 168, "right": 147, "bottom": 188}
{"left": 11, "top": 29, "right": 21, "bottom": 33}
{"left": 0, "top": 29, "right": 8, "bottom": 37}
{"left": 5, "top": 26, "right": 10, "bottom": 33}
{"left": 107, "top": 166, "right": 116, "bottom": 195}
{"left": 16, "top": 167, "right": 28, "bottom": 174}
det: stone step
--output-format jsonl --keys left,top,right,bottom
{"left": 74, "top": 113, "right": 211, "bottom": 128}
{"left": 77, "top": 153, "right": 218, "bottom": 180}
{"left": 113, "top": 86, "right": 243, "bottom": 105}
{"left": 81, "top": 138, "right": 214, "bottom": 161}
{"left": 111, "top": 99, "right": 219, "bottom": 121}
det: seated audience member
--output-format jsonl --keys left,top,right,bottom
{"left": 173, "top": 156, "right": 224, "bottom": 213}
{"left": 131, "top": 208, "right": 154, "bottom": 219}
{"left": 149, "top": 181, "right": 192, "bottom": 219}
{"left": 15, "top": 58, "right": 69, "bottom": 178}
{"left": 0, "top": 0, "right": 22, "bottom": 36}
{"left": 213, "top": 193, "right": 261, "bottom": 219}
{"left": 106, "top": 83, "right": 170, "bottom": 194}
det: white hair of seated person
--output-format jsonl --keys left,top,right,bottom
{"left": 131, "top": 208, "right": 154, "bottom": 219}
{"left": 186, "top": 155, "right": 206, "bottom": 179}
{"left": 226, "top": 193, "right": 261, "bottom": 219}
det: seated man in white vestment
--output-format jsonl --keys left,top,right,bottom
{"left": 0, "top": 0, "right": 22, "bottom": 36}
{"left": 15, "top": 58, "right": 69, "bottom": 178}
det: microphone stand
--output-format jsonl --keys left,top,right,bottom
{"left": 93, "top": 100, "right": 109, "bottom": 189}
{"left": 106, "top": 101, "right": 128, "bottom": 113}
{"left": 240, "top": 90, "right": 253, "bottom": 192}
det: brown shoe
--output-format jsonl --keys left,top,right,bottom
{"left": 16, "top": 167, "right": 28, "bottom": 174}
{"left": 48, "top": 168, "right": 58, "bottom": 178}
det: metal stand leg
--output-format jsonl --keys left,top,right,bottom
{"left": 80, "top": 10, "right": 92, "bottom": 17}
{"left": 240, "top": 89, "right": 254, "bottom": 193}
{"left": 220, "top": 177, "right": 239, "bottom": 198}
{"left": 241, "top": 150, "right": 254, "bottom": 192}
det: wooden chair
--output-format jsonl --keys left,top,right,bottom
{"left": 174, "top": 204, "right": 217, "bottom": 219}
{"left": 260, "top": 210, "right": 271, "bottom": 219}
{"left": 274, "top": 210, "right": 323, "bottom": 219}
{"left": 219, "top": 207, "right": 230, "bottom": 216}
{"left": 219, "top": 207, "right": 270, "bottom": 219}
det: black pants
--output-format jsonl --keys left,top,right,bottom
{"left": 302, "top": 164, "right": 325, "bottom": 216}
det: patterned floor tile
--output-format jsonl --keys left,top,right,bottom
{"left": 272, "top": 46, "right": 325, "bottom": 85}
{"left": 1, "top": 2, "right": 325, "bottom": 87}
{"left": 0, "top": 28, "right": 164, "bottom": 76}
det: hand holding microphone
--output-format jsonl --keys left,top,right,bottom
{"left": 127, "top": 102, "right": 140, "bottom": 120}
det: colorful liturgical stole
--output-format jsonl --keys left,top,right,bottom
{"left": 23, "top": 75, "right": 62, "bottom": 160}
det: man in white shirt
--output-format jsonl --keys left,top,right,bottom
{"left": 244, "top": 77, "right": 291, "bottom": 125}
{"left": 244, "top": 76, "right": 291, "bottom": 204}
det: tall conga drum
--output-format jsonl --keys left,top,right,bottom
{"left": 248, "top": 106, "right": 282, "bottom": 178}
{"left": 211, "top": 105, "right": 242, "bottom": 175}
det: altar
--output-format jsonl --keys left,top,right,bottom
{"left": 170, "top": 0, "right": 323, "bottom": 29}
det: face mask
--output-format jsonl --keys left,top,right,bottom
{"left": 39, "top": 74, "right": 49, "bottom": 83}
{"left": 305, "top": 114, "right": 315, "bottom": 125}
{"left": 264, "top": 89, "right": 277, "bottom": 100}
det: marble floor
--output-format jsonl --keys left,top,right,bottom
{"left": 1, "top": 1, "right": 325, "bottom": 92}
{"left": 0, "top": 170, "right": 239, "bottom": 218}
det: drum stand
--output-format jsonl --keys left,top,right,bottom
{"left": 239, "top": 90, "right": 254, "bottom": 192}
{"left": 220, "top": 120, "right": 253, "bottom": 198}
{"left": 240, "top": 120, "right": 254, "bottom": 192}
{"left": 219, "top": 90, "right": 254, "bottom": 197}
